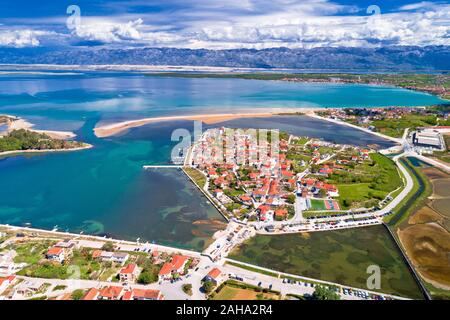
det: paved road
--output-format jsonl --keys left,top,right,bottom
{"left": 410, "top": 152, "right": 450, "bottom": 173}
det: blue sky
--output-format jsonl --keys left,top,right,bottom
{"left": 0, "top": 0, "right": 448, "bottom": 49}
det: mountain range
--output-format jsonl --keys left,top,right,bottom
{"left": 0, "top": 46, "right": 448, "bottom": 72}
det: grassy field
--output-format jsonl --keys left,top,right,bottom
{"left": 17, "top": 248, "right": 103, "bottom": 280}
{"left": 370, "top": 114, "right": 439, "bottom": 138}
{"left": 184, "top": 167, "right": 207, "bottom": 188}
{"left": 309, "top": 199, "right": 326, "bottom": 210}
{"left": 228, "top": 225, "right": 423, "bottom": 299}
{"left": 212, "top": 281, "right": 281, "bottom": 300}
{"left": 11, "top": 240, "right": 55, "bottom": 265}
{"left": 332, "top": 153, "right": 402, "bottom": 209}
{"left": 337, "top": 183, "right": 385, "bottom": 209}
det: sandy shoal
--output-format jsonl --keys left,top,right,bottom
{"left": 94, "top": 108, "right": 319, "bottom": 138}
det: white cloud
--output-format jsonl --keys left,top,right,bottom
{"left": 72, "top": 18, "right": 143, "bottom": 43}
{"left": 0, "top": 30, "right": 53, "bottom": 48}
{"left": 399, "top": 1, "right": 438, "bottom": 11}
{"left": 1, "top": 0, "right": 449, "bottom": 49}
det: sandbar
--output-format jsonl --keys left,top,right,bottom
{"left": 93, "top": 108, "right": 318, "bottom": 138}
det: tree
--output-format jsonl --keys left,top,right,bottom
{"left": 202, "top": 280, "right": 215, "bottom": 294}
{"left": 101, "top": 241, "right": 115, "bottom": 252}
{"left": 286, "top": 194, "right": 296, "bottom": 204}
{"left": 311, "top": 285, "right": 340, "bottom": 300}
{"left": 182, "top": 283, "right": 193, "bottom": 296}
{"left": 71, "top": 289, "right": 85, "bottom": 300}
{"left": 318, "top": 189, "right": 327, "bottom": 198}
{"left": 138, "top": 271, "right": 157, "bottom": 284}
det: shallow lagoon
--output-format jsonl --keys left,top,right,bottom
{"left": 229, "top": 225, "right": 423, "bottom": 299}
{"left": 0, "top": 73, "right": 444, "bottom": 250}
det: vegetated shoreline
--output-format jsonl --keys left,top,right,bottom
{"left": 1, "top": 115, "right": 92, "bottom": 157}
{"left": 0, "top": 144, "right": 93, "bottom": 158}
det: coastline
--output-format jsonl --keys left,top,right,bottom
{"left": 0, "top": 223, "right": 202, "bottom": 257}
{"left": 5, "top": 117, "right": 77, "bottom": 140}
{"left": 0, "top": 144, "right": 93, "bottom": 158}
{"left": 309, "top": 114, "right": 402, "bottom": 143}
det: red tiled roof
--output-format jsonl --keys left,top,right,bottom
{"left": 99, "top": 286, "right": 123, "bottom": 299}
{"left": 159, "top": 255, "right": 189, "bottom": 276}
{"left": 122, "top": 291, "right": 133, "bottom": 300}
{"left": 258, "top": 205, "right": 270, "bottom": 213}
{"left": 275, "top": 208, "right": 288, "bottom": 217}
{"left": 158, "top": 263, "right": 173, "bottom": 276}
{"left": 82, "top": 288, "right": 99, "bottom": 301}
{"left": 0, "top": 275, "right": 15, "bottom": 286}
{"left": 282, "top": 170, "right": 294, "bottom": 177}
{"left": 171, "top": 255, "right": 189, "bottom": 270}
{"left": 207, "top": 268, "right": 222, "bottom": 279}
{"left": 130, "top": 289, "right": 161, "bottom": 300}
{"left": 46, "top": 247, "right": 63, "bottom": 256}
{"left": 120, "top": 263, "right": 137, "bottom": 274}
{"left": 92, "top": 250, "right": 102, "bottom": 258}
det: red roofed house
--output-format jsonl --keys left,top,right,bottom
{"left": 203, "top": 268, "right": 223, "bottom": 285}
{"left": 158, "top": 255, "right": 190, "bottom": 281}
{"left": 239, "top": 194, "right": 252, "bottom": 205}
{"left": 258, "top": 205, "right": 270, "bottom": 215}
{"left": 46, "top": 247, "right": 65, "bottom": 263}
{"left": 123, "top": 288, "right": 164, "bottom": 300}
{"left": 274, "top": 208, "right": 288, "bottom": 221}
{"left": 0, "top": 275, "right": 15, "bottom": 295}
{"left": 118, "top": 263, "right": 140, "bottom": 283}
{"left": 91, "top": 249, "right": 103, "bottom": 259}
{"left": 82, "top": 288, "right": 100, "bottom": 301}
{"left": 249, "top": 172, "right": 259, "bottom": 180}
{"left": 281, "top": 170, "right": 294, "bottom": 178}
{"left": 319, "top": 167, "right": 333, "bottom": 175}
{"left": 98, "top": 286, "right": 124, "bottom": 300}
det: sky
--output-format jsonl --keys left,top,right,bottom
{"left": 0, "top": 0, "right": 448, "bottom": 50}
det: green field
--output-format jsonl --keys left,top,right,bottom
{"left": 330, "top": 153, "right": 402, "bottom": 209}
{"left": 371, "top": 114, "right": 439, "bottom": 138}
{"left": 337, "top": 183, "right": 385, "bottom": 209}
{"left": 228, "top": 225, "right": 422, "bottom": 299}
{"left": 310, "top": 199, "right": 326, "bottom": 210}
{"left": 11, "top": 240, "right": 55, "bottom": 265}
{"left": 184, "top": 167, "right": 207, "bottom": 188}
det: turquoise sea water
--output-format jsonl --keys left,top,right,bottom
{"left": 0, "top": 73, "right": 445, "bottom": 250}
